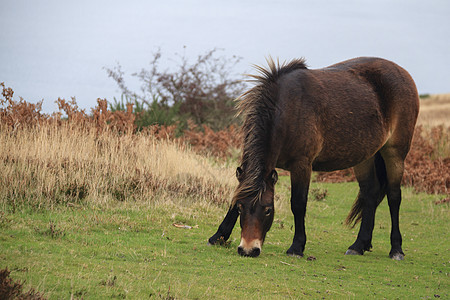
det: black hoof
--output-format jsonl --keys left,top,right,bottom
{"left": 286, "top": 246, "right": 304, "bottom": 257}
{"left": 345, "top": 249, "right": 363, "bottom": 256}
{"left": 208, "top": 238, "right": 218, "bottom": 245}
{"left": 208, "top": 233, "right": 224, "bottom": 245}
{"left": 208, "top": 234, "right": 231, "bottom": 247}
{"left": 287, "top": 252, "right": 303, "bottom": 258}
{"left": 390, "top": 252, "right": 404, "bottom": 261}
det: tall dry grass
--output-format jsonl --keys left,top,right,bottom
{"left": 418, "top": 93, "right": 450, "bottom": 127}
{"left": 0, "top": 122, "right": 236, "bottom": 210}
{"left": 417, "top": 94, "right": 450, "bottom": 159}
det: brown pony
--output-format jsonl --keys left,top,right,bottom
{"left": 208, "top": 57, "right": 419, "bottom": 260}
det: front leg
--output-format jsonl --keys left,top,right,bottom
{"left": 286, "top": 162, "right": 312, "bottom": 257}
{"left": 208, "top": 204, "right": 239, "bottom": 245}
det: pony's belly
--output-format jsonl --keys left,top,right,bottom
{"left": 312, "top": 155, "right": 368, "bottom": 172}
{"left": 311, "top": 128, "right": 388, "bottom": 172}
{"left": 312, "top": 161, "right": 354, "bottom": 172}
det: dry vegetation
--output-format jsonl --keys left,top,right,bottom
{"left": 0, "top": 122, "right": 236, "bottom": 208}
{"left": 1, "top": 83, "right": 448, "bottom": 211}
{"left": 0, "top": 83, "right": 236, "bottom": 209}
{"left": 417, "top": 93, "right": 450, "bottom": 127}
{"left": 0, "top": 268, "right": 45, "bottom": 300}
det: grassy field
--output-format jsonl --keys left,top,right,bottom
{"left": 1, "top": 179, "right": 448, "bottom": 299}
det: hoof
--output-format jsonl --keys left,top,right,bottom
{"left": 286, "top": 247, "right": 304, "bottom": 257}
{"left": 287, "top": 252, "right": 304, "bottom": 258}
{"left": 208, "top": 235, "right": 224, "bottom": 245}
{"left": 208, "top": 236, "right": 231, "bottom": 247}
{"left": 345, "top": 249, "right": 362, "bottom": 256}
{"left": 390, "top": 253, "right": 404, "bottom": 261}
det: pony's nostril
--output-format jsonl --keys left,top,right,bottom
{"left": 249, "top": 247, "right": 261, "bottom": 257}
{"left": 238, "top": 246, "right": 261, "bottom": 257}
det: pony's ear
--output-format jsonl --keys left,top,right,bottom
{"left": 236, "top": 167, "right": 244, "bottom": 181}
{"left": 270, "top": 170, "right": 278, "bottom": 185}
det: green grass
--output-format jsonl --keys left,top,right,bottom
{"left": 1, "top": 180, "right": 448, "bottom": 299}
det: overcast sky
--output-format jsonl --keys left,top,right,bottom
{"left": 1, "top": 0, "right": 449, "bottom": 113}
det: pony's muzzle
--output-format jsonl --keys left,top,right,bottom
{"left": 238, "top": 239, "right": 262, "bottom": 257}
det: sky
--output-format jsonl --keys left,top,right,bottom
{"left": 1, "top": 0, "right": 449, "bottom": 113}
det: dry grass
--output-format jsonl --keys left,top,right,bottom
{"left": 1, "top": 82, "right": 238, "bottom": 209}
{"left": 418, "top": 93, "right": 450, "bottom": 127}
{"left": 416, "top": 93, "right": 450, "bottom": 160}
{"left": 0, "top": 122, "right": 236, "bottom": 209}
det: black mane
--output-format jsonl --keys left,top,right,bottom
{"left": 233, "top": 58, "right": 308, "bottom": 204}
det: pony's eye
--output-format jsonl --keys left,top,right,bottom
{"left": 237, "top": 204, "right": 243, "bottom": 214}
{"left": 265, "top": 207, "right": 273, "bottom": 216}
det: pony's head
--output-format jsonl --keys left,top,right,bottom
{"left": 234, "top": 166, "right": 278, "bottom": 257}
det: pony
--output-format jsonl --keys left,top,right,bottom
{"left": 209, "top": 57, "right": 419, "bottom": 260}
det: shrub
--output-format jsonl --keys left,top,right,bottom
{"left": 105, "top": 48, "right": 246, "bottom": 130}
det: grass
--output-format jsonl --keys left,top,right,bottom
{"left": 418, "top": 93, "right": 450, "bottom": 127}
{"left": 1, "top": 180, "right": 448, "bottom": 299}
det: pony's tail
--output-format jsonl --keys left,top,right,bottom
{"left": 345, "top": 152, "right": 388, "bottom": 228}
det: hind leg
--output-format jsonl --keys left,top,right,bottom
{"left": 380, "top": 148, "right": 405, "bottom": 260}
{"left": 346, "top": 157, "right": 384, "bottom": 255}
